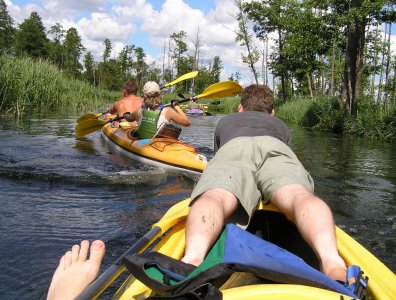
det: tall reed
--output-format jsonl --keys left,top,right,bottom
{"left": 276, "top": 96, "right": 396, "bottom": 141}
{"left": 0, "top": 55, "right": 119, "bottom": 116}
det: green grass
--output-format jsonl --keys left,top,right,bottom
{"left": 0, "top": 55, "right": 119, "bottom": 116}
{"left": 276, "top": 96, "right": 396, "bottom": 141}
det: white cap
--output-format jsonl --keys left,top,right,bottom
{"left": 143, "top": 81, "right": 160, "bottom": 96}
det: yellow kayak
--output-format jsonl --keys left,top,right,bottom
{"left": 76, "top": 200, "right": 395, "bottom": 300}
{"left": 107, "top": 200, "right": 396, "bottom": 300}
{"left": 101, "top": 123, "right": 207, "bottom": 179}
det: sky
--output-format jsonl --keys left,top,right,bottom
{"left": 5, "top": 0, "right": 263, "bottom": 84}
{"left": 4, "top": 0, "right": 393, "bottom": 87}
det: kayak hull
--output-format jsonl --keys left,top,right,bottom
{"left": 186, "top": 108, "right": 204, "bottom": 116}
{"left": 101, "top": 124, "right": 207, "bottom": 179}
{"left": 113, "top": 200, "right": 396, "bottom": 300}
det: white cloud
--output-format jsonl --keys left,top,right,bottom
{"left": 78, "top": 13, "right": 136, "bottom": 42}
{"left": 6, "top": 0, "right": 273, "bottom": 83}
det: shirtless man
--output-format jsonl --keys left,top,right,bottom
{"left": 108, "top": 80, "right": 143, "bottom": 127}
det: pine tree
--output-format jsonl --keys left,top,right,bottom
{"left": 14, "top": 11, "right": 49, "bottom": 59}
{"left": 0, "top": 0, "right": 15, "bottom": 53}
{"left": 63, "top": 27, "right": 85, "bottom": 78}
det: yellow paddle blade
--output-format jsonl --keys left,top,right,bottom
{"left": 152, "top": 199, "right": 190, "bottom": 233}
{"left": 75, "top": 118, "right": 110, "bottom": 137}
{"left": 196, "top": 81, "right": 243, "bottom": 99}
{"left": 162, "top": 71, "right": 199, "bottom": 88}
{"left": 77, "top": 112, "right": 104, "bottom": 124}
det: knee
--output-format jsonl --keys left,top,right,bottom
{"left": 191, "top": 188, "right": 238, "bottom": 216}
{"left": 271, "top": 184, "right": 326, "bottom": 218}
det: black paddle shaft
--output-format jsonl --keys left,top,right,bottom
{"left": 76, "top": 226, "right": 161, "bottom": 300}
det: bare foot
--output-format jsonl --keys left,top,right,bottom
{"left": 321, "top": 258, "right": 347, "bottom": 282}
{"left": 47, "top": 240, "right": 105, "bottom": 300}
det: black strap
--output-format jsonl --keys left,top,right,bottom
{"left": 146, "top": 283, "right": 222, "bottom": 300}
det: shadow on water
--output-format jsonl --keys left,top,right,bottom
{"left": 0, "top": 112, "right": 394, "bottom": 299}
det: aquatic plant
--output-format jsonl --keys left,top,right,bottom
{"left": 0, "top": 55, "right": 119, "bottom": 116}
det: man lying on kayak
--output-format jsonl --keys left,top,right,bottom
{"left": 181, "top": 84, "right": 348, "bottom": 282}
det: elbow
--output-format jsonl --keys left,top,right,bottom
{"left": 182, "top": 117, "right": 191, "bottom": 127}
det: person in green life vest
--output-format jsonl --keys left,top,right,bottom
{"left": 125, "top": 81, "right": 191, "bottom": 139}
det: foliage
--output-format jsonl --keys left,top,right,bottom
{"left": 47, "top": 23, "right": 65, "bottom": 69}
{"left": 276, "top": 96, "right": 395, "bottom": 141}
{"left": 206, "top": 96, "right": 240, "bottom": 114}
{"left": 344, "top": 103, "right": 396, "bottom": 141}
{"left": 14, "top": 12, "right": 48, "bottom": 59}
{"left": 234, "top": 0, "right": 259, "bottom": 83}
{"left": 0, "top": 0, "right": 15, "bottom": 53}
{"left": 0, "top": 55, "right": 118, "bottom": 116}
{"left": 63, "top": 27, "right": 85, "bottom": 78}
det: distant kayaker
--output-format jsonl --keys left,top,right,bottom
{"left": 107, "top": 80, "right": 143, "bottom": 127}
{"left": 125, "top": 81, "right": 190, "bottom": 139}
{"left": 188, "top": 98, "right": 200, "bottom": 110}
{"left": 181, "top": 84, "right": 348, "bottom": 282}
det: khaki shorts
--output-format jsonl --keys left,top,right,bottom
{"left": 190, "top": 136, "right": 314, "bottom": 227}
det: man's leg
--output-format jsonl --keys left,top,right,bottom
{"left": 47, "top": 240, "right": 105, "bottom": 300}
{"left": 270, "top": 184, "right": 346, "bottom": 281}
{"left": 182, "top": 188, "right": 239, "bottom": 266}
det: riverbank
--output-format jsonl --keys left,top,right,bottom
{"left": 0, "top": 55, "right": 119, "bottom": 117}
{"left": 276, "top": 97, "right": 396, "bottom": 142}
{"left": 201, "top": 95, "right": 396, "bottom": 142}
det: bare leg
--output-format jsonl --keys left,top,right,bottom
{"left": 270, "top": 184, "right": 346, "bottom": 281}
{"left": 182, "top": 188, "right": 239, "bottom": 266}
{"left": 47, "top": 240, "right": 105, "bottom": 300}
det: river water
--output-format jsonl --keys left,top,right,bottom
{"left": 0, "top": 112, "right": 395, "bottom": 299}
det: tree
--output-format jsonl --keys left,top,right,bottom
{"left": 170, "top": 31, "right": 188, "bottom": 77}
{"left": 118, "top": 45, "right": 135, "bottom": 82}
{"left": 134, "top": 46, "right": 147, "bottom": 89}
{"left": 210, "top": 56, "right": 222, "bottom": 83}
{"left": 14, "top": 12, "right": 48, "bottom": 59}
{"left": 103, "top": 38, "right": 112, "bottom": 62}
{"left": 244, "top": 0, "right": 291, "bottom": 101}
{"left": 228, "top": 71, "right": 241, "bottom": 82}
{"left": 63, "top": 27, "right": 85, "bottom": 78}
{"left": 235, "top": 0, "right": 259, "bottom": 84}
{"left": 0, "top": 0, "right": 15, "bottom": 53}
{"left": 308, "top": 0, "right": 390, "bottom": 116}
{"left": 83, "top": 51, "right": 96, "bottom": 85}
{"left": 47, "top": 23, "right": 65, "bottom": 69}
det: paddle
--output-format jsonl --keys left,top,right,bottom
{"left": 76, "top": 199, "right": 190, "bottom": 300}
{"left": 160, "top": 81, "right": 243, "bottom": 109}
{"left": 161, "top": 71, "right": 198, "bottom": 89}
{"left": 75, "top": 115, "right": 121, "bottom": 137}
{"left": 77, "top": 111, "right": 108, "bottom": 124}
{"left": 75, "top": 81, "right": 243, "bottom": 137}
{"left": 77, "top": 71, "right": 199, "bottom": 124}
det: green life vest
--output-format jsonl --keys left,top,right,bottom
{"left": 135, "top": 109, "right": 161, "bottom": 139}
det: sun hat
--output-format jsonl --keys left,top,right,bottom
{"left": 143, "top": 81, "right": 160, "bottom": 96}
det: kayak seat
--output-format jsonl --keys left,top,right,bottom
{"left": 123, "top": 223, "right": 360, "bottom": 299}
{"left": 154, "top": 123, "right": 182, "bottom": 140}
